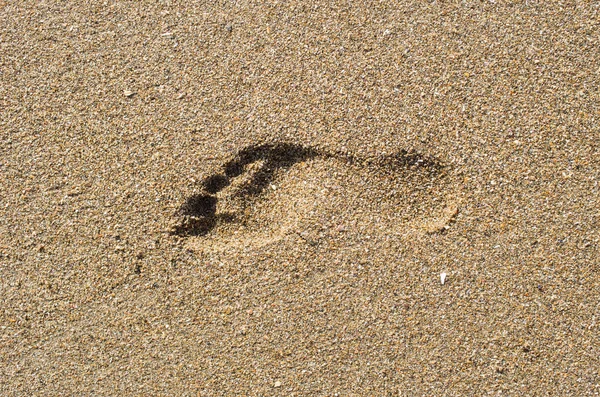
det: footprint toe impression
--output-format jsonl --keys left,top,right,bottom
{"left": 172, "top": 143, "right": 458, "bottom": 251}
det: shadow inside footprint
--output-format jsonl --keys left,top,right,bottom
{"left": 215, "top": 143, "right": 322, "bottom": 197}
{"left": 171, "top": 142, "right": 445, "bottom": 238}
{"left": 172, "top": 194, "right": 217, "bottom": 236}
{"left": 172, "top": 143, "right": 323, "bottom": 236}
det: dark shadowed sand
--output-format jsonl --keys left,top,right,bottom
{"left": 1, "top": 1, "right": 599, "bottom": 395}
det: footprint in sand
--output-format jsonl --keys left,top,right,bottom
{"left": 171, "top": 143, "right": 458, "bottom": 251}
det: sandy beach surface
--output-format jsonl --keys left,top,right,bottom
{"left": 1, "top": 1, "right": 599, "bottom": 395}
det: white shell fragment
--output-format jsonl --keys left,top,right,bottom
{"left": 440, "top": 272, "right": 447, "bottom": 285}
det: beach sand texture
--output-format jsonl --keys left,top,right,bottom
{"left": 1, "top": 1, "right": 599, "bottom": 395}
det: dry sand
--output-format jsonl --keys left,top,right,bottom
{"left": 1, "top": 1, "right": 599, "bottom": 395}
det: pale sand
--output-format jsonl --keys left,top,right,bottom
{"left": 1, "top": 1, "right": 599, "bottom": 395}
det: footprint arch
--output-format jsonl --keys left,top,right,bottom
{"left": 172, "top": 143, "right": 459, "bottom": 251}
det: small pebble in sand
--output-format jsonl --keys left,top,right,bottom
{"left": 274, "top": 381, "right": 282, "bottom": 387}
{"left": 124, "top": 90, "right": 135, "bottom": 97}
{"left": 440, "top": 272, "right": 447, "bottom": 285}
